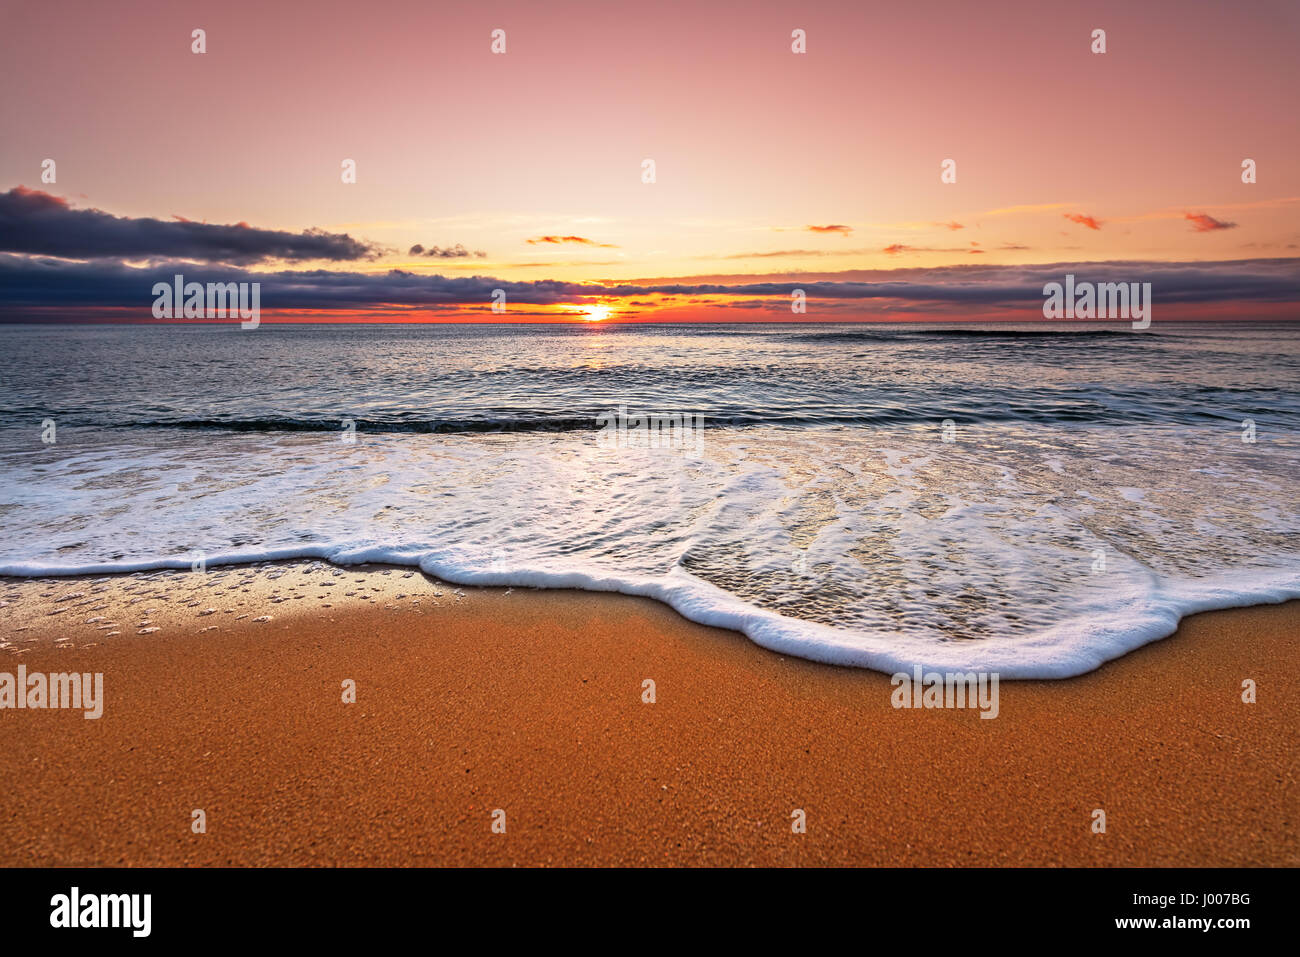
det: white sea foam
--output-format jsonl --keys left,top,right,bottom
{"left": 2, "top": 422, "right": 1298, "bottom": 678}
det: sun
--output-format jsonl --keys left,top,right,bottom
{"left": 581, "top": 305, "right": 613, "bottom": 322}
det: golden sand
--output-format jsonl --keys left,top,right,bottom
{"left": 0, "top": 562, "right": 1294, "bottom": 866}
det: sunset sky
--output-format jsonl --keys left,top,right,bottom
{"left": 1, "top": 0, "right": 1298, "bottom": 321}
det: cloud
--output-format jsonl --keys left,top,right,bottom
{"left": 935, "top": 221, "right": 965, "bottom": 231}
{"left": 5, "top": 256, "right": 1295, "bottom": 316}
{"left": 881, "top": 244, "right": 973, "bottom": 255}
{"left": 1063, "top": 213, "right": 1103, "bottom": 230}
{"left": 1186, "top": 212, "right": 1238, "bottom": 232}
{"left": 806, "top": 224, "right": 853, "bottom": 235}
{"left": 0, "top": 186, "right": 379, "bottom": 264}
{"left": 510, "top": 260, "right": 625, "bottom": 268}
{"left": 408, "top": 243, "right": 486, "bottom": 259}
{"left": 721, "top": 248, "right": 872, "bottom": 259}
{"left": 525, "top": 235, "right": 618, "bottom": 248}
{"left": 983, "top": 203, "right": 1076, "bottom": 217}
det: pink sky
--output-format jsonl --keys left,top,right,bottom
{"left": 1, "top": 0, "right": 1298, "bottom": 321}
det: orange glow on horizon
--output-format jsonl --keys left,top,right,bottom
{"left": 580, "top": 305, "right": 613, "bottom": 322}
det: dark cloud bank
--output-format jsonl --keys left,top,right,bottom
{"left": 2, "top": 256, "right": 1298, "bottom": 313}
{"left": 0, "top": 187, "right": 377, "bottom": 264}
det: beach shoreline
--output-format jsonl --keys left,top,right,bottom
{"left": 0, "top": 563, "right": 1295, "bottom": 867}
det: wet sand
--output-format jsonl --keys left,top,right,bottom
{"left": 0, "top": 562, "right": 1294, "bottom": 866}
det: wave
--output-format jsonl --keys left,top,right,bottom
{"left": 782, "top": 328, "right": 1158, "bottom": 343}
{"left": 113, "top": 415, "right": 608, "bottom": 434}
{"left": 3, "top": 417, "right": 1297, "bottom": 679}
{"left": 92, "top": 402, "right": 1287, "bottom": 434}
{"left": 3, "top": 542, "right": 1298, "bottom": 680}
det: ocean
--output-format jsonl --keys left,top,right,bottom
{"left": 2, "top": 320, "right": 1298, "bottom": 677}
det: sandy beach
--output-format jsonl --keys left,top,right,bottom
{"left": 0, "top": 562, "right": 1294, "bottom": 867}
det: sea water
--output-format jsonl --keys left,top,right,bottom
{"left": 1, "top": 321, "right": 1296, "bottom": 677}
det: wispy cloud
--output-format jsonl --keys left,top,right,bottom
{"left": 882, "top": 244, "right": 973, "bottom": 255}
{"left": 806, "top": 224, "right": 853, "bottom": 235}
{"left": 408, "top": 243, "right": 486, "bottom": 258}
{"left": 525, "top": 235, "right": 618, "bottom": 248}
{"left": 982, "top": 203, "right": 1076, "bottom": 217}
{"left": 1185, "top": 212, "right": 1238, "bottom": 232}
{"left": 1063, "top": 213, "right": 1104, "bottom": 231}
{"left": 720, "top": 248, "right": 871, "bottom": 259}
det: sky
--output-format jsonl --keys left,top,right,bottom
{"left": 1, "top": 0, "right": 1298, "bottom": 322}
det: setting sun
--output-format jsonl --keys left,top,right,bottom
{"left": 581, "top": 305, "right": 612, "bottom": 322}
